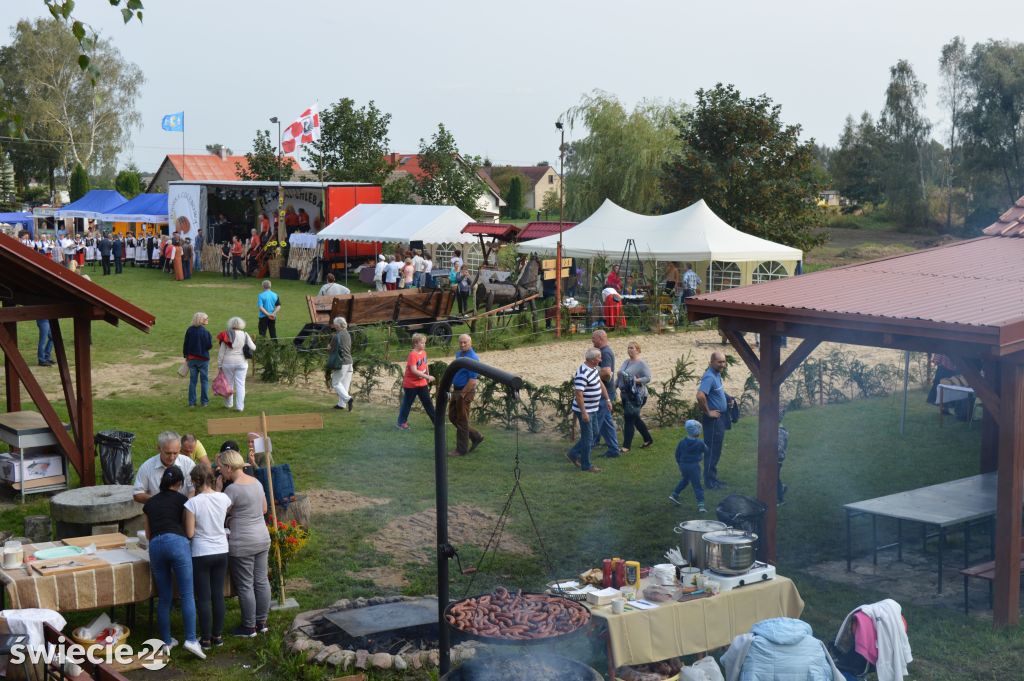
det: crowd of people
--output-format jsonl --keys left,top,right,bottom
{"left": 134, "top": 431, "right": 272, "bottom": 658}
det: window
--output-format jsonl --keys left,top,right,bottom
{"left": 752, "top": 261, "right": 788, "bottom": 284}
{"left": 708, "top": 261, "right": 742, "bottom": 292}
{"left": 548, "top": 175, "right": 555, "bottom": 184}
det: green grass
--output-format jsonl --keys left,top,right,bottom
{"left": 1, "top": 264, "right": 1016, "bottom": 679}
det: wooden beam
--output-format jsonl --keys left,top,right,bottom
{"left": 3, "top": 320, "right": 19, "bottom": 412}
{"left": 993, "top": 362, "right": 1024, "bottom": 626}
{"left": 950, "top": 355, "right": 1001, "bottom": 425}
{"left": 980, "top": 359, "right": 999, "bottom": 474}
{"left": 73, "top": 315, "right": 94, "bottom": 486}
{"left": 49, "top": 319, "right": 78, "bottom": 440}
{"left": 0, "top": 324, "right": 82, "bottom": 478}
{"left": 756, "top": 334, "right": 781, "bottom": 564}
{"left": 722, "top": 329, "right": 760, "bottom": 376}
{"left": 207, "top": 413, "right": 323, "bottom": 436}
{"left": 773, "top": 337, "right": 821, "bottom": 392}
{"left": 0, "top": 304, "right": 80, "bottom": 323}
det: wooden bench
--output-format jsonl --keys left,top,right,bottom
{"left": 960, "top": 542, "right": 1024, "bottom": 614}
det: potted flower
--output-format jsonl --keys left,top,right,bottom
{"left": 264, "top": 240, "right": 287, "bottom": 278}
{"left": 267, "top": 519, "right": 311, "bottom": 600}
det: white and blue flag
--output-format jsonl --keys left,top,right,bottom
{"left": 161, "top": 112, "right": 184, "bottom": 132}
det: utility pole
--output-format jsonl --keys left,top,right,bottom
{"left": 555, "top": 121, "right": 565, "bottom": 338}
{"left": 269, "top": 117, "right": 285, "bottom": 244}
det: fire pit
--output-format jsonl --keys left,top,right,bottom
{"left": 287, "top": 596, "right": 478, "bottom": 673}
{"left": 440, "top": 651, "right": 601, "bottom": 681}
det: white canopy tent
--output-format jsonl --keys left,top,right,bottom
{"left": 521, "top": 199, "right": 802, "bottom": 262}
{"left": 318, "top": 204, "right": 477, "bottom": 245}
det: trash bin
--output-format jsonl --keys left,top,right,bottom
{"left": 95, "top": 430, "right": 136, "bottom": 486}
{"left": 716, "top": 493, "right": 767, "bottom": 537}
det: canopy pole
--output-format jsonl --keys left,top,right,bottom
{"left": 899, "top": 351, "right": 910, "bottom": 435}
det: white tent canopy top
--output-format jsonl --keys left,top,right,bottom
{"left": 520, "top": 199, "right": 802, "bottom": 262}
{"left": 318, "top": 203, "right": 477, "bottom": 245}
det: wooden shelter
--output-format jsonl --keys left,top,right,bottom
{"left": 686, "top": 220, "right": 1024, "bottom": 626}
{"left": 0, "top": 235, "right": 155, "bottom": 486}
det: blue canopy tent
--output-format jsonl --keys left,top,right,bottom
{"left": 54, "top": 190, "right": 128, "bottom": 220}
{"left": 101, "top": 193, "right": 168, "bottom": 224}
{"left": 0, "top": 212, "right": 34, "bottom": 234}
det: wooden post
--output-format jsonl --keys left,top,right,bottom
{"left": 756, "top": 334, "right": 781, "bottom": 564}
{"left": 50, "top": 319, "right": 78, "bottom": 439}
{"left": 4, "top": 320, "right": 19, "bottom": 412}
{"left": 74, "top": 315, "right": 94, "bottom": 486}
{"left": 261, "top": 411, "right": 288, "bottom": 606}
{"left": 980, "top": 359, "right": 1000, "bottom": 474}
{"left": 993, "top": 362, "right": 1024, "bottom": 627}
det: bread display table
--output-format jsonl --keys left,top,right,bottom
{"left": 0, "top": 411, "right": 70, "bottom": 502}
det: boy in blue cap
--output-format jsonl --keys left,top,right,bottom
{"left": 669, "top": 419, "right": 708, "bottom": 512}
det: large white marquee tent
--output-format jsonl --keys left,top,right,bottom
{"left": 519, "top": 199, "right": 803, "bottom": 290}
{"left": 318, "top": 204, "right": 476, "bottom": 245}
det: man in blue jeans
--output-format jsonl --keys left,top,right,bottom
{"left": 590, "top": 330, "right": 621, "bottom": 457}
{"left": 567, "top": 348, "right": 609, "bottom": 473}
{"left": 36, "top": 319, "right": 53, "bottom": 366}
{"left": 697, "top": 351, "right": 729, "bottom": 489}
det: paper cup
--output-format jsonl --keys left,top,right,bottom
{"left": 611, "top": 598, "right": 626, "bottom": 614}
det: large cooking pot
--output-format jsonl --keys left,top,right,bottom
{"left": 703, "top": 529, "right": 758, "bottom": 575}
{"left": 673, "top": 519, "right": 727, "bottom": 568}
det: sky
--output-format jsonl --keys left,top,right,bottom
{"left": 3, "top": 0, "right": 1018, "bottom": 174}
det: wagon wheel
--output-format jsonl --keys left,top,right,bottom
{"left": 429, "top": 321, "right": 453, "bottom": 348}
{"left": 349, "top": 327, "right": 369, "bottom": 354}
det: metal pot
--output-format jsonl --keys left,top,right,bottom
{"left": 702, "top": 529, "right": 758, "bottom": 575}
{"left": 673, "top": 519, "right": 727, "bottom": 568}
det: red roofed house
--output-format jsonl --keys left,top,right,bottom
{"left": 147, "top": 149, "right": 303, "bottom": 192}
{"left": 484, "top": 164, "right": 562, "bottom": 212}
{"left": 384, "top": 153, "right": 505, "bottom": 223}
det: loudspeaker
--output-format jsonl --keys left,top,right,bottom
{"left": 410, "top": 240, "right": 424, "bottom": 252}
{"left": 280, "top": 266, "right": 299, "bottom": 280}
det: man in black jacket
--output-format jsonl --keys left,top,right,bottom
{"left": 97, "top": 234, "right": 113, "bottom": 275}
{"left": 112, "top": 235, "right": 124, "bottom": 274}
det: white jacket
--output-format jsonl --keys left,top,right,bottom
{"left": 858, "top": 599, "right": 912, "bottom": 681}
{"left": 218, "top": 329, "right": 256, "bottom": 368}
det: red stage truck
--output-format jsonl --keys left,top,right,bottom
{"left": 320, "top": 184, "right": 382, "bottom": 266}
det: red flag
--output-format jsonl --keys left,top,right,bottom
{"left": 281, "top": 105, "right": 320, "bottom": 155}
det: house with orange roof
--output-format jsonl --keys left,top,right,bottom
{"left": 384, "top": 152, "right": 505, "bottom": 223}
{"left": 147, "top": 149, "right": 303, "bottom": 192}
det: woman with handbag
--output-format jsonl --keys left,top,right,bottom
{"left": 217, "top": 317, "right": 256, "bottom": 412}
{"left": 618, "top": 340, "right": 653, "bottom": 452}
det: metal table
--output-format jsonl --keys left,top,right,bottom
{"left": 0, "top": 411, "right": 70, "bottom": 502}
{"left": 844, "top": 473, "right": 999, "bottom": 592}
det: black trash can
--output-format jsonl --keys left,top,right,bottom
{"left": 95, "top": 430, "right": 136, "bottom": 485}
{"left": 716, "top": 493, "right": 767, "bottom": 537}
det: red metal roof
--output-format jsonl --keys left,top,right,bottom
{"left": 984, "top": 195, "right": 1024, "bottom": 237}
{"left": 518, "top": 221, "right": 578, "bottom": 241}
{"left": 3, "top": 235, "right": 155, "bottom": 332}
{"left": 687, "top": 236, "right": 1024, "bottom": 351}
{"left": 166, "top": 154, "right": 301, "bottom": 182}
{"left": 461, "top": 223, "right": 520, "bottom": 239}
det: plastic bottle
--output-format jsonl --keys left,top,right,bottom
{"left": 615, "top": 558, "right": 626, "bottom": 591}
{"left": 602, "top": 559, "right": 612, "bottom": 588}
{"left": 624, "top": 560, "right": 641, "bottom": 593}
{"left": 610, "top": 557, "right": 621, "bottom": 588}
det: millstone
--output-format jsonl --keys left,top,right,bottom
{"left": 49, "top": 485, "right": 142, "bottom": 524}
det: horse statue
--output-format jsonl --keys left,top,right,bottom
{"left": 474, "top": 253, "right": 542, "bottom": 313}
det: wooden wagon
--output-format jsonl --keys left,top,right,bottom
{"left": 305, "top": 288, "right": 460, "bottom": 349}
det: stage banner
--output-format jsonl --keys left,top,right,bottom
{"left": 169, "top": 184, "right": 203, "bottom": 244}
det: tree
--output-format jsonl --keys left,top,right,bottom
{"left": 541, "top": 187, "right": 561, "bottom": 217}
{"left": 414, "top": 124, "right": 483, "bottom": 219}
{"left": 962, "top": 40, "right": 1024, "bottom": 209}
{"left": 661, "top": 83, "right": 826, "bottom": 251}
{"left": 303, "top": 98, "right": 393, "bottom": 184}
{"left": 830, "top": 113, "right": 885, "bottom": 204}
{"left": 115, "top": 165, "right": 142, "bottom": 198}
{"left": 0, "top": 153, "right": 17, "bottom": 211}
{"left": 561, "top": 91, "right": 679, "bottom": 219}
{"left": 0, "top": 18, "right": 143, "bottom": 185}
{"left": 236, "top": 130, "right": 294, "bottom": 182}
{"left": 878, "top": 60, "right": 932, "bottom": 227}
{"left": 381, "top": 174, "right": 416, "bottom": 205}
{"left": 69, "top": 162, "right": 89, "bottom": 201}
{"left": 938, "top": 37, "right": 971, "bottom": 230}
{"left": 504, "top": 175, "right": 525, "bottom": 219}
{"left": 205, "top": 143, "right": 233, "bottom": 156}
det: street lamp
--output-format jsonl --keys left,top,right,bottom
{"left": 555, "top": 121, "right": 565, "bottom": 338}
{"left": 269, "top": 117, "right": 285, "bottom": 243}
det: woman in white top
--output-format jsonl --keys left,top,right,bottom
{"left": 217, "top": 317, "right": 257, "bottom": 412}
{"left": 184, "top": 464, "right": 232, "bottom": 649}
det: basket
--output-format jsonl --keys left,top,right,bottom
{"left": 70, "top": 625, "right": 130, "bottom": 650}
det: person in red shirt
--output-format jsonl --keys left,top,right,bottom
{"left": 395, "top": 333, "right": 436, "bottom": 430}
{"left": 605, "top": 264, "right": 622, "bottom": 292}
{"left": 229, "top": 236, "right": 244, "bottom": 279}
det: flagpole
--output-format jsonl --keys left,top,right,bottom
{"left": 181, "top": 111, "right": 186, "bottom": 184}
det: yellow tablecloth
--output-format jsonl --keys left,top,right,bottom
{"left": 590, "top": 575, "right": 804, "bottom": 666}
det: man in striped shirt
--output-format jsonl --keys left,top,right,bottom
{"left": 567, "top": 348, "right": 610, "bottom": 473}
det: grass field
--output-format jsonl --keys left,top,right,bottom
{"left": 1, "top": 251, "right": 1017, "bottom": 680}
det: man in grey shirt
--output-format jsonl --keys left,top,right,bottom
{"left": 133, "top": 431, "right": 195, "bottom": 503}
{"left": 318, "top": 273, "right": 350, "bottom": 297}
